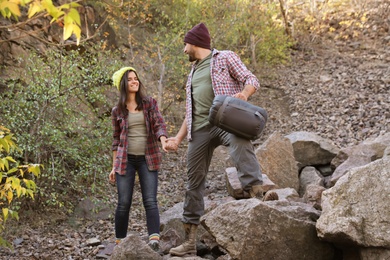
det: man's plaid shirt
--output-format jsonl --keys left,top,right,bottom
{"left": 185, "top": 49, "right": 260, "bottom": 141}
{"left": 111, "top": 96, "right": 167, "bottom": 175}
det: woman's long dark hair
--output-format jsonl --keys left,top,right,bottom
{"left": 117, "top": 69, "right": 147, "bottom": 116}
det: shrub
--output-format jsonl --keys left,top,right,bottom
{"left": 0, "top": 46, "right": 119, "bottom": 211}
{"left": 0, "top": 126, "right": 42, "bottom": 248}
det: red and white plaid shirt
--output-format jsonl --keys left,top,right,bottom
{"left": 111, "top": 96, "right": 167, "bottom": 174}
{"left": 185, "top": 49, "right": 260, "bottom": 141}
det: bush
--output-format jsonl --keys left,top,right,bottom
{"left": 0, "top": 46, "right": 120, "bottom": 211}
{"left": 0, "top": 126, "right": 42, "bottom": 248}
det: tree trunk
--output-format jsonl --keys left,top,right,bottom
{"left": 278, "top": 0, "right": 292, "bottom": 36}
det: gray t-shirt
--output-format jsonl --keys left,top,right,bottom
{"left": 191, "top": 53, "right": 214, "bottom": 131}
{"left": 127, "top": 112, "right": 147, "bottom": 155}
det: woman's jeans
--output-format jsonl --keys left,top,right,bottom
{"left": 115, "top": 154, "right": 160, "bottom": 238}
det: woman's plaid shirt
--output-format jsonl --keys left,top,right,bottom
{"left": 185, "top": 49, "right": 260, "bottom": 141}
{"left": 111, "top": 96, "right": 168, "bottom": 175}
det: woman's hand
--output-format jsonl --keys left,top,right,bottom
{"left": 109, "top": 169, "right": 116, "bottom": 185}
{"left": 165, "top": 137, "right": 179, "bottom": 152}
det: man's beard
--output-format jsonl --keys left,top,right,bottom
{"left": 188, "top": 54, "right": 196, "bottom": 62}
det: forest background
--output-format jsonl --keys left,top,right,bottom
{"left": 0, "top": 0, "right": 388, "bottom": 249}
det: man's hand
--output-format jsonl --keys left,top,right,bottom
{"left": 233, "top": 92, "right": 248, "bottom": 101}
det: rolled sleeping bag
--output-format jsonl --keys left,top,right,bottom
{"left": 208, "top": 95, "right": 267, "bottom": 140}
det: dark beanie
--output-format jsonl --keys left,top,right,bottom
{"left": 184, "top": 23, "right": 211, "bottom": 49}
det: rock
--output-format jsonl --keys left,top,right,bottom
{"left": 201, "top": 199, "right": 335, "bottom": 260}
{"left": 269, "top": 188, "right": 302, "bottom": 202}
{"left": 256, "top": 132, "right": 300, "bottom": 190}
{"left": 110, "top": 233, "right": 162, "bottom": 260}
{"left": 85, "top": 238, "right": 101, "bottom": 247}
{"left": 303, "top": 184, "right": 326, "bottom": 210}
{"left": 299, "top": 166, "right": 324, "bottom": 196}
{"left": 316, "top": 157, "right": 390, "bottom": 248}
{"left": 330, "top": 133, "right": 390, "bottom": 186}
{"left": 286, "top": 131, "right": 340, "bottom": 169}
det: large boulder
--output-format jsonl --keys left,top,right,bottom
{"left": 286, "top": 131, "right": 340, "bottom": 169}
{"left": 316, "top": 157, "right": 390, "bottom": 248}
{"left": 201, "top": 199, "right": 335, "bottom": 260}
{"left": 110, "top": 233, "right": 162, "bottom": 260}
{"left": 256, "top": 132, "right": 299, "bottom": 190}
{"left": 330, "top": 133, "right": 390, "bottom": 186}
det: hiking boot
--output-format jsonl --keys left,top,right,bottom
{"left": 249, "top": 184, "right": 264, "bottom": 199}
{"left": 263, "top": 190, "right": 279, "bottom": 201}
{"left": 148, "top": 240, "right": 160, "bottom": 252}
{"left": 169, "top": 223, "right": 197, "bottom": 256}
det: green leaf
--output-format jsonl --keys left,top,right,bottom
{"left": 5, "top": 156, "right": 16, "bottom": 163}
{"left": 6, "top": 167, "right": 17, "bottom": 174}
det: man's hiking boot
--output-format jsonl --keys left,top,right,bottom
{"left": 249, "top": 184, "right": 264, "bottom": 199}
{"left": 243, "top": 185, "right": 279, "bottom": 201}
{"left": 263, "top": 190, "right": 279, "bottom": 201}
{"left": 169, "top": 223, "right": 198, "bottom": 256}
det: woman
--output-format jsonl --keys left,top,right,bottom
{"left": 109, "top": 66, "right": 168, "bottom": 252}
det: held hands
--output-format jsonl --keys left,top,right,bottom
{"left": 164, "top": 137, "right": 179, "bottom": 152}
{"left": 160, "top": 136, "right": 179, "bottom": 152}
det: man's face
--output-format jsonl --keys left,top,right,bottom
{"left": 183, "top": 43, "right": 197, "bottom": 62}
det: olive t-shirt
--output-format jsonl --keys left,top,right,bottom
{"left": 191, "top": 53, "right": 214, "bottom": 131}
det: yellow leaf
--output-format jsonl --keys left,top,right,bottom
{"left": 27, "top": 189, "right": 34, "bottom": 199}
{"left": 16, "top": 186, "right": 21, "bottom": 197}
{"left": 42, "top": 0, "right": 63, "bottom": 20}
{"left": 7, "top": 190, "right": 13, "bottom": 203}
{"left": 2, "top": 208, "right": 9, "bottom": 222}
{"left": 11, "top": 176, "right": 20, "bottom": 189}
{"left": 28, "top": 164, "right": 41, "bottom": 177}
{"left": 21, "top": 0, "right": 33, "bottom": 5}
{"left": 0, "top": 139, "right": 9, "bottom": 153}
{"left": 69, "top": 2, "right": 80, "bottom": 8}
{"left": 63, "top": 22, "right": 74, "bottom": 40}
{"left": 68, "top": 8, "right": 80, "bottom": 26}
{"left": 28, "top": 2, "right": 42, "bottom": 18}
{"left": 3, "top": 2, "right": 21, "bottom": 17}
{"left": 73, "top": 24, "right": 81, "bottom": 45}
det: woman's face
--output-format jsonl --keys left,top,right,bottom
{"left": 127, "top": 71, "right": 139, "bottom": 93}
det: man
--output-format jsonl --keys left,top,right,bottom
{"left": 167, "top": 23, "right": 268, "bottom": 256}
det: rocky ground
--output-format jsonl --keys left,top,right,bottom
{"left": 0, "top": 5, "right": 389, "bottom": 259}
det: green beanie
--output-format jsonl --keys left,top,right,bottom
{"left": 112, "top": 67, "right": 136, "bottom": 90}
